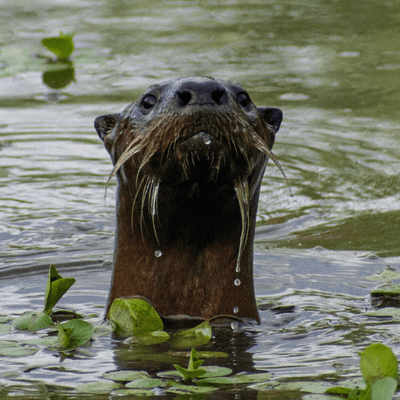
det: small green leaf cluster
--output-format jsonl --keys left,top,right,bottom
{"left": 11, "top": 265, "right": 95, "bottom": 350}
{"left": 108, "top": 298, "right": 212, "bottom": 348}
{"left": 94, "top": 351, "right": 273, "bottom": 396}
{"left": 326, "top": 343, "right": 398, "bottom": 400}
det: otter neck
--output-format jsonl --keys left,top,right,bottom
{"left": 106, "top": 174, "right": 260, "bottom": 322}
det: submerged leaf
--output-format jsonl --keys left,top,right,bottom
{"left": 170, "top": 321, "right": 212, "bottom": 348}
{"left": 108, "top": 298, "right": 163, "bottom": 335}
{"left": 12, "top": 311, "right": 52, "bottom": 331}
{"left": 360, "top": 343, "right": 398, "bottom": 385}
{"left": 128, "top": 330, "right": 170, "bottom": 346}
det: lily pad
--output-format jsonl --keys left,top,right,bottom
{"left": 360, "top": 343, "right": 398, "bottom": 385}
{"left": 0, "top": 324, "right": 13, "bottom": 335}
{"left": 23, "top": 336, "right": 58, "bottom": 346}
{"left": 126, "top": 378, "right": 168, "bottom": 388}
{"left": 113, "top": 388, "right": 156, "bottom": 396}
{"left": 370, "top": 376, "right": 397, "bottom": 400}
{"left": 12, "top": 311, "right": 52, "bottom": 331}
{"left": 366, "top": 268, "right": 400, "bottom": 282}
{"left": 365, "top": 307, "right": 400, "bottom": 318}
{"left": 202, "top": 366, "right": 233, "bottom": 378}
{"left": 76, "top": 381, "right": 121, "bottom": 394}
{"left": 195, "top": 377, "right": 234, "bottom": 386}
{"left": 230, "top": 372, "right": 273, "bottom": 384}
{"left": 108, "top": 298, "right": 163, "bottom": 335}
{"left": 371, "top": 284, "right": 400, "bottom": 297}
{"left": 196, "top": 351, "right": 229, "bottom": 358}
{"left": 102, "top": 370, "right": 150, "bottom": 382}
{"left": 157, "top": 370, "right": 183, "bottom": 380}
{"left": 166, "top": 383, "right": 218, "bottom": 394}
{"left": 0, "top": 341, "right": 38, "bottom": 357}
{"left": 170, "top": 321, "right": 212, "bottom": 348}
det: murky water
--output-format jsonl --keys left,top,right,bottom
{"left": 1, "top": 0, "right": 400, "bottom": 398}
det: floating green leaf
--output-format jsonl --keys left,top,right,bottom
{"left": 125, "top": 378, "right": 168, "bottom": 388}
{"left": 103, "top": 370, "right": 150, "bottom": 382}
{"left": 366, "top": 268, "right": 400, "bottom": 282}
{"left": 166, "top": 382, "right": 217, "bottom": 394}
{"left": 130, "top": 330, "right": 170, "bottom": 346}
{"left": 0, "top": 341, "right": 38, "bottom": 357}
{"left": 41, "top": 32, "right": 75, "bottom": 60}
{"left": 57, "top": 319, "right": 94, "bottom": 349}
{"left": 230, "top": 372, "right": 273, "bottom": 384}
{"left": 173, "top": 348, "right": 207, "bottom": 380}
{"left": 360, "top": 343, "right": 398, "bottom": 385}
{"left": 76, "top": 381, "right": 121, "bottom": 394}
{"left": 108, "top": 298, "right": 163, "bottom": 336}
{"left": 0, "top": 324, "right": 13, "bottom": 335}
{"left": 92, "top": 320, "right": 116, "bottom": 338}
{"left": 371, "top": 284, "right": 400, "bottom": 297}
{"left": 44, "top": 265, "right": 75, "bottom": 315}
{"left": 12, "top": 311, "right": 52, "bottom": 331}
{"left": 170, "top": 321, "right": 212, "bottom": 348}
{"left": 370, "top": 377, "right": 397, "bottom": 400}
{"left": 201, "top": 366, "right": 232, "bottom": 378}
{"left": 23, "top": 336, "right": 58, "bottom": 346}
{"left": 365, "top": 307, "right": 400, "bottom": 319}
{"left": 195, "top": 377, "right": 234, "bottom": 386}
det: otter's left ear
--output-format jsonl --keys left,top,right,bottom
{"left": 258, "top": 107, "right": 283, "bottom": 134}
{"left": 94, "top": 114, "right": 119, "bottom": 141}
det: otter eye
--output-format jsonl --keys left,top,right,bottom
{"left": 141, "top": 94, "right": 157, "bottom": 110}
{"left": 236, "top": 92, "right": 250, "bottom": 108}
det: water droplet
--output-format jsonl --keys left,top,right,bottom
{"left": 233, "top": 306, "right": 239, "bottom": 314}
{"left": 235, "top": 266, "right": 241, "bottom": 273}
{"left": 204, "top": 138, "right": 211, "bottom": 145}
{"left": 234, "top": 279, "right": 241, "bottom": 286}
{"left": 154, "top": 250, "right": 163, "bottom": 257}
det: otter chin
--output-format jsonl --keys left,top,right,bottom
{"left": 95, "top": 76, "right": 283, "bottom": 323}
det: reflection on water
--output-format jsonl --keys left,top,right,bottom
{"left": 0, "top": 0, "right": 400, "bottom": 397}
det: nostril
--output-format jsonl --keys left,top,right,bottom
{"left": 211, "top": 89, "right": 225, "bottom": 105}
{"left": 177, "top": 90, "right": 192, "bottom": 106}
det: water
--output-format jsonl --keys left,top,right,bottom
{"left": 1, "top": 0, "right": 400, "bottom": 398}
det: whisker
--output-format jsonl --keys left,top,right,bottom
{"left": 234, "top": 179, "right": 250, "bottom": 274}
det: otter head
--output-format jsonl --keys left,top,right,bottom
{"left": 95, "top": 77, "right": 283, "bottom": 322}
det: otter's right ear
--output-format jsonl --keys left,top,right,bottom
{"left": 94, "top": 114, "right": 119, "bottom": 141}
{"left": 258, "top": 107, "right": 283, "bottom": 134}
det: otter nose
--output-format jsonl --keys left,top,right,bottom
{"left": 176, "top": 80, "right": 227, "bottom": 107}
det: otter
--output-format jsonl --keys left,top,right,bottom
{"left": 95, "top": 77, "right": 283, "bottom": 323}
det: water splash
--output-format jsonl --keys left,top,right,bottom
{"left": 154, "top": 250, "right": 163, "bottom": 257}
